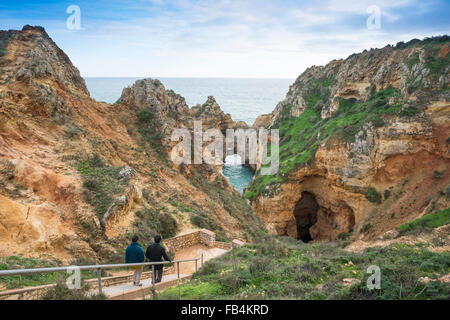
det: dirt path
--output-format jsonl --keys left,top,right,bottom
{"left": 174, "top": 244, "right": 228, "bottom": 274}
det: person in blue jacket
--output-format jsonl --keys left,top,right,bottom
{"left": 125, "top": 235, "right": 145, "bottom": 286}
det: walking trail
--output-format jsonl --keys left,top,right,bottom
{"left": 103, "top": 244, "right": 228, "bottom": 300}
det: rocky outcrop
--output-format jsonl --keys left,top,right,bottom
{"left": 118, "top": 79, "right": 250, "bottom": 168}
{"left": 252, "top": 114, "right": 273, "bottom": 129}
{"left": 248, "top": 37, "right": 450, "bottom": 242}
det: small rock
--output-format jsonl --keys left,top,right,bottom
{"left": 119, "top": 166, "right": 134, "bottom": 179}
{"left": 232, "top": 239, "right": 245, "bottom": 247}
{"left": 419, "top": 277, "right": 431, "bottom": 284}
{"left": 342, "top": 278, "right": 360, "bottom": 288}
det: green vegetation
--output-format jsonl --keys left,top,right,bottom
{"left": 406, "top": 52, "right": 420, "bottom": 69}
{"left": 394, "top": 35, "right": 449, "bottom": 50}
{"left": 424, "top": 47, "right": 450, "bottom": 80}
{"left": 0, "top": 256, "right": 103, "bottom": 290}
{"left": 433, "top": 171, "right": 444, "bottom": 179}
{"left": 190, "top": 211, "right": 221, "bottom": 231}
{"left": 159, "top": 237, "right": 450, "bottom": 300}
{"left": 397, "top": 207, "right": 450, "bottom": 234}
{"left": 42, "top": 279, "right": 106, "bottom": 300}
{"left": 366, "top": 187, "right": 382, "bottom": 204}
{"left": 77, "top": 154, "right": 130, "bottom": 218}
{"left": 246, "top": 86, "right": 405, "bottom": 200}
{"left": 246, "top": 37, "right": 450, "bottom": 201}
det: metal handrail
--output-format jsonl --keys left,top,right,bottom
{"left": 0, "top": 255, "right": 204, "bottom": 295}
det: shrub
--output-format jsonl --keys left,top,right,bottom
{"left": 136, "top": 109, "right": 155, "bottom": 123}
{"left": 77, "top": 155, "right": 128, "bottom": 218}
{"left": 132, "top": 207, "right": 178, "bottom": 240}
{"left": 196, "top": 260, "right": 221, "bottom": 276}
{"left": 42, "top": 278, "right": 106, "bottom": 300}
{"left": 247, "top": 85, "right": 406, "bottom": 199}
{"left": 366, "top": 187, "right": 382, "bottom": 204}
{"left": 249, "top": 256, "right": 273, "bottom": 276}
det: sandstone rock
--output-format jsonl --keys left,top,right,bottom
{"left": 232, "top": 239, "right": 246, "bottom": 247}
{"left": 379, "top": 229, "right": 399, "bottom": 240}
{"left": 119, "top": 166, "right": 134, "bottom": 179}
{"left": 342, "top": 278, "right": 360, "bottom": 288}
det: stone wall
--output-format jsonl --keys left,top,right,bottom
{"left": 164, "top": 229, "right": 216, "bottom": 252}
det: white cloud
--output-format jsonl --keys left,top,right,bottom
{"left": 41, "top": 0, "right": 448, "bottom": 78}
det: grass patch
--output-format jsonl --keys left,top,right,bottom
{"left": 0, "top": 38, "right": 8, "bottom": 58}
{"left": 42, "top": 278, "right": 106, "bottom": 300}
{"left": 159, "top": 237, "right": 450, "bottom": 300}
{"left": 0, "top": 256, "right": 102, "bottom": 290}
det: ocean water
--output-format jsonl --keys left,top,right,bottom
{"left": 222, "top": 155, "right": 255, "bottom": 194}
{"left": 84, "top": 77, "right": 292, "bottom": 193}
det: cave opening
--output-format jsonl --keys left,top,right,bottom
{"left": 294, "top": 191, "right": 319, "bottom": 243}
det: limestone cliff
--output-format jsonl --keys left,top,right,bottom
{"left": 0, "top": 26, "right": 264, "bottom": 263}
{"left": 246, "top": 36, "right": 450, "bottom": 242}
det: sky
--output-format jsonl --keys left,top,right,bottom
{"left": 0, "top": 0, "right": 449, "bottom": 78}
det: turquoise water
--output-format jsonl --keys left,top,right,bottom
{"left": 84, "top": 77, "right": 292, "bottom": 192}
{"left": 223, "top": 155, "right": 255, "bottom": 194}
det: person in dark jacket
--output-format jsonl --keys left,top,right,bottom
{"left": 145, "top": 235, "right": 172, "bottom": 284}
{"left": 125, "top": 235, "right": 145, "bottom": 286}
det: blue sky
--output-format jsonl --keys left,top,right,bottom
{"left": 0, "top": 0, "right": 449, "bottom": 78}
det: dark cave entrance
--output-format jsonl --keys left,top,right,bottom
{"left": 294, "top": 191, "right": 319, "bottom": 243}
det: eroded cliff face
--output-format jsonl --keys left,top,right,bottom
{"left": 0, "top": 26, "right": 264, "bottom": 263}
{"left": 247, "top": 37, "right": 450, "bottom": 241}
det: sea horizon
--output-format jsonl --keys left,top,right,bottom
{"left": 84, "top": 77, "right": 294, "bottom": 126}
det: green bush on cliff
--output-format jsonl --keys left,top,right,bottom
{"left": 134, "top": 206, "right": 178, "bottom": 239}
{"left": 188, "top": 167, "right": 265, "bottom": 242}
{"left": 77, "top": 155, "right": 129, "bottom": 218}
{"left": 366, "top": 187, "right": 382, "bottom": 204}
{"left": 159, "top": 237, "right": 450, "bottom": 300}
{"left": 135, "top": 109, "right": 165, "bottom": 159}
{"left": 0, "top": 38, "right": 8, "bottom": 57}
